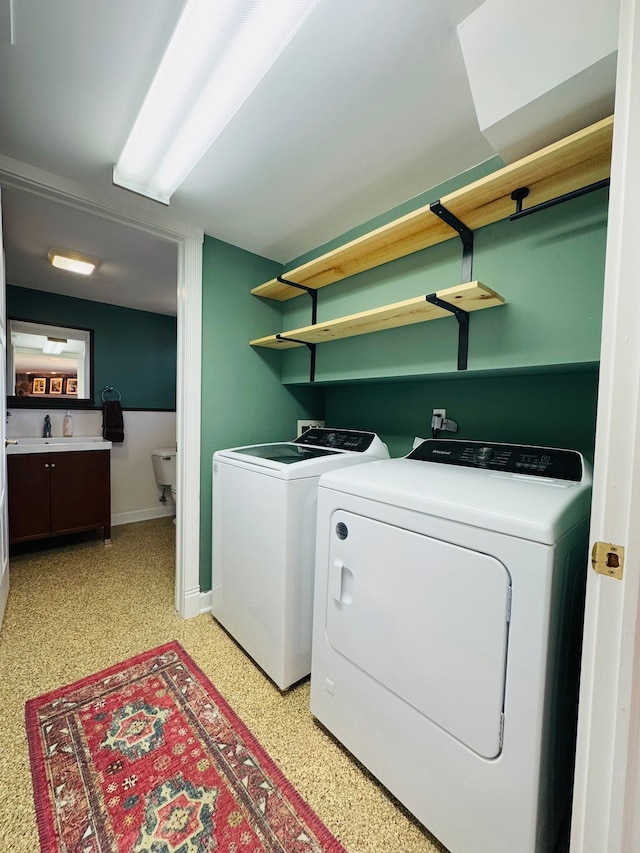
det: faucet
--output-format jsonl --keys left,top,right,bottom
{"left": 43, "top": 414, "right": 52, "bottom": 438}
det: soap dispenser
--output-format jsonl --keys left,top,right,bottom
{"left": 63, "top": 411, "right": 73, "bottom": 437}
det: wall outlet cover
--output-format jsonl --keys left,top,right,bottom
{"left": 297, "top": 419, "right": 325, "bottom": 437}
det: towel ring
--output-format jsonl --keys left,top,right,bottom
{"left": 101, "top": 386, "right": 121, "bottom": 402}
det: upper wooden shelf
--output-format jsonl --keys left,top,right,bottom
{"left": 252, "top": 115, "right": 613, "bottom": 302}
{"left": 250, "top": 282, "right": 504, "bottom": 349}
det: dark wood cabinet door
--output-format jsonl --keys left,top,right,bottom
{"left": 49, "top": 450, "right": 111, "bottom": 535}
{"left": 7, "top": 454, "right": 51, "bottom": 543}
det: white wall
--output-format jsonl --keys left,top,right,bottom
{"left": 458, "top": 0, "right": 619, "bottom": 161}
{"left": 6, "top": 407, "right": 176, "bottom": 526}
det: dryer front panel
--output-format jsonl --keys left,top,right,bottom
{"left": 325, "top": 510, "right": 511, "bottom": 758}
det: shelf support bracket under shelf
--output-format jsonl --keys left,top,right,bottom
{"left": 425, "top": 293, "right": 470, "bottom": 371}
{"left": 276, "top": 335, "right": 317, "bottom": 382}
{"left": 509, "top": 178, "right": 610, "bottom": 221}
{"left": 277, "top": 276, "right": 318, "bottom": 325}
{"left": 429, "top": 200, "right": 474, "bottom": 283}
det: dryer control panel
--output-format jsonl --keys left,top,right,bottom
{"left": 408, "top": 439, "right": 583, "bottom": 481}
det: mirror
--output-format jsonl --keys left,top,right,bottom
{"left": 7, "top": 319, "right": 94, "bottom": 407}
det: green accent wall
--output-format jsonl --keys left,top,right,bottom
{"left": 7, "top": 285, "right": 177, "bottom": 409}
{"left": 200, "top": 236, "right": 324, "bottom": 591}
{"left": 324, "top": 367, "right": 599, "bottom": 461}
{"left": 278, "top": 188, "right": 608, "bottom": 383}
{"left": 200, "top": 155, "right": 608, "bottom": 593}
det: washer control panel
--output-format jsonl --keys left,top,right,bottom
{"left": 408, "top": 439, "right": 583, "bottom": 481}
{"left": 295, "top": 428, "right": 376, "bottom": 452}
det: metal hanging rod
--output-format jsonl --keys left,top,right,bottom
{"left": 277, "top": 276, "right": 318, "bottom": 325}
{"left": 425, "top": 293, "right": 470, "bottom": 371}
{"left": 276, "top": 335, "right": 317, "bottom": 382}
{"left": 430, "top": 200, "right": 474, "bottom": 283}
{"left": 510, "top": 178, "right": 610, "bottom": 221}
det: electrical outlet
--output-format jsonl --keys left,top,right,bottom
{"left": 297, "top": 419, "right": 325, "bottom": 437}
{"left": 432, "top": 408, "right": 446, "bottom": 430}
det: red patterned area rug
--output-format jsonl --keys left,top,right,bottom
{"left": 26, "top": 641, "right": 346, "bottom": 853}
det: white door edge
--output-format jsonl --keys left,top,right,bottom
{"left": 0, "top": 158, "right": 204, "bottom": 620}
{"left": 571, "top": 0, "right": 640, "bottom": 850}
{"left": 0, "top": 186, "right": 8, "bottom": 629}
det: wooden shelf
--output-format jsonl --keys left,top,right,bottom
{"left": 251, "top": 115, "right": 613, "bottom": 302}
{"left": 250, "top": 282, "right": 504, "bottom": 349}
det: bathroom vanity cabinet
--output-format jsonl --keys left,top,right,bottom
{"left": 7, "top": 449, "right": 111, "bottom": 545}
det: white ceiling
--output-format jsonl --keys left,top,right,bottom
{"left": 0, "top": 0, "right": 617, "bottom": 317}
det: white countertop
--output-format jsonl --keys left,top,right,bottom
{"left": 6, "top": 437, "right": 112, "bottom": 454}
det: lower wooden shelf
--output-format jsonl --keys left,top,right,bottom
{"left": 249, "top": 281, "right": 505, "bottom": 349}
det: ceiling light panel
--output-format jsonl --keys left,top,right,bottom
{"left": 113, "top": 0, "right": 321, "bottom": 204}
{"left": 43, "top": 337, "right": 67, "bottom": 355}
{"left": 47, "top": 249, "right": 97, "bottom": 276}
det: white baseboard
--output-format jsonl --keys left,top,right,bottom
{"left": 183, "top": 586, "right": 202, "bottom": 619}
{"left": 200, "top": 590, "right": 212, "bottom": 614}
{"left": 112, "top": 506, "right": 175, "bottom": 527}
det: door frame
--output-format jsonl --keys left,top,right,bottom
{"left": 0, "top": 187, "right": 9, "bottom": 628}
{"left": 0, "top": 156, "right": 203, "bottom": 618}
{"left": 570, "top": 0, "right": 640, "bottom": 849}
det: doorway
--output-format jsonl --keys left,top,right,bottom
{"left": 0, "top": 167, "right": 203, "bottom": 618}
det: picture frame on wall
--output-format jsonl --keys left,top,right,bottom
{"left": 49, "top": 377, "right": 63, "bottom": 395}
{"left": 32, "top": 377, "right": 47, "bottom": 395}
{"left": 66, "top": 377, "right": 78, "bottom": 395}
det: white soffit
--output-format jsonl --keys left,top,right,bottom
{"left": 458, "top": 0, "right": 620, "bottom": 162}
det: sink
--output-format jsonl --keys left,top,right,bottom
{"left": 6, "top": 436, "right": 112, "bottom": 454}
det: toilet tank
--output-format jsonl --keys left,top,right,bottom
{"left": 152, "top": 448, "right": 177, "bottom": 486}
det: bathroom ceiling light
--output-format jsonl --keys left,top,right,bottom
{"left": 47, "top": 249, "right": 97, "bottom": 276}
{"left": 112, "top": 0, "right": 321, "bottom": 204}
{"left": 43, "top": 337, "right": 67, "bottom": 355}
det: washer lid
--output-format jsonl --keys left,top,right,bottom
{"left": 227, "top": 443, "right": 339, "bottom": 464}
{"left": 213, "top": 429, "right": 389, "bottom": 479}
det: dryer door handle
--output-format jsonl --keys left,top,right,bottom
{"left": 331, "top": 559, "right": 354, "bottom": 604}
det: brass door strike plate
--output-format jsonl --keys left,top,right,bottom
{"left": 591, "top": 542, "right": 625, "bottom": 580}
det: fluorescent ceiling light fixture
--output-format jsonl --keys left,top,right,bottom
{"left": 43, "top": 337, "right": 67, "bottom": 355}
{"left": 113, "top": 0, "right": 321, "bottom": 204}
{"left": 47, "top": 249, "right": 97, "bottom": 276}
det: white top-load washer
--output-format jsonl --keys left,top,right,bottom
{"left": 310, "top": 439, "right": 592, "bottom": 853}
{"left": 212, "top": 427, "right": 389, "bottom": 690}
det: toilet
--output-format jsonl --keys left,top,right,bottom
{"left": 152, "top": 448, "right": 177, "bottom": 511}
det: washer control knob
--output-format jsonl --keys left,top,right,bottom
{"left": 475, "top": 446, "right": 494, "bottom": 463}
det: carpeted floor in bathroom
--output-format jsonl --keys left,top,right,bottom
{"left": 0, "top": 517, "right": 447, "bottom": 853}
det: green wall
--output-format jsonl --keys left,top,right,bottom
{"left": 278, "top": 167, "right": 607, "bottom": 384}
{"left": 7, "top": 285, "right": 177, "bottom": 409}
{"left": 200, "top": 236, "right": 324, "bottom": 590}
{"left": 200, "top": 156, "right": 608, "bottom": 593}
{"left": 324, "top": 367, "right": 599, "bottom": 460}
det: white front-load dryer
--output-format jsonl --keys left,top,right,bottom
{"left": 212, "top": 427, "right": 388, "bottom": 690}
{"left": 310, "top": 439, "right": 592, "bottom": 853}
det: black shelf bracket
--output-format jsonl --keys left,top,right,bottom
{"left": 509, "top": 178, "right": 610, "bottom": 221}
{"left": 430, "top": 200, "right": 474, "bottom": 282}
{"left": 276, "top": 334, "right": 317, "bottom": 382}
{"left": 425, "top": 293, "right": 470, "bottom": 371}
{"left": 277, "top": 276, "right": 318, "bottom": 325}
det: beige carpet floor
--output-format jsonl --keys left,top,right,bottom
{"left": 0, "top": 518, "right": 447, "bottom": 853}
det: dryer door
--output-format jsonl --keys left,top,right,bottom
{"left": 326, "top": 510, "right": 511, "bottom": 758}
